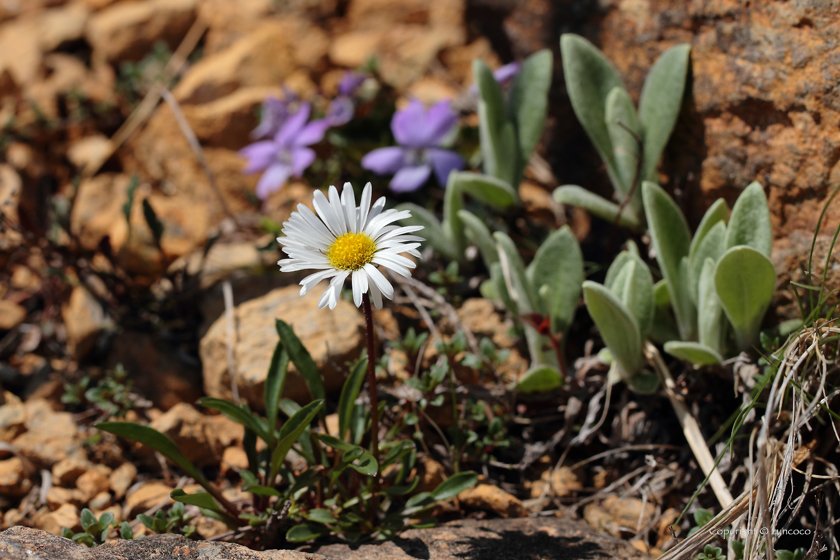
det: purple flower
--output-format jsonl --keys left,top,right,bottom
{"left": 326, "top": 71, "right": 367, "bottom": 127}
{"left": 251, "top": 88, "right": 300, "bottom": 139}
{"left": 361, "top": 99, "right": 464, "bottom": 193}
{"left": 239, "top": 103, "right": 329, "bottom": 199}
{"left": 469, "top": 62, "right": 522, "bottom": 95}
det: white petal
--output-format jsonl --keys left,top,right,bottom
{"left": 363, "top": 263, "right": 394, "bottom": 299}
{"left": 328, "top": 185, "right": 348, "bottom": 235}
{"left": 367, "top": 272, "right": 384, "bottom": 309}
{"left": 300, "top": 269, "right": 339, "bottom": 295}
{"left": 312, "top": 190, "right": 340, "bottom": 237}
{"left": 351, "top": 269, "right": 366, "bottom": 307}
{"left": 342, "top": 182, "right": 357, "bottom": 233}
{"left": 358, "top": 182, "right": 372, "bottom": 230}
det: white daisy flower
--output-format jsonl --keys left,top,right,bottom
{"left": 278, "top": 182, "right": 424, "bottom": 310}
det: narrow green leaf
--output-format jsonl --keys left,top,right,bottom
{"left": 494, "top": 232, "right": 535, "bottom": 313}
{"left": 316, "top": 434, "right": 378, "bottom": 475}
{"left": 95, "top": 422, "right": 204, "bottom": 483}
{"left": 430, "top": 471, "right": 478, "bottom": 501}
{"left": 306, "top": 509, "right": 336, "bottom": 525}
{"left": 270, "top": 400, "right": 324, "bottom": 482}
{"left": 275, "top": 319, "right": 325, "bottom": 403}
{"left": 142, "top": 198, "right": 164, "bottom": 245}
{"left": 582, "top": 281, "right": 643, "bottom": 377}
{"left": 527, "top": 225, "right": 584, "bottom": 334}
{"left": 698, "top": 258, "right": 726, "bottom": 354}
{"left": 714, "top": 246, "right": 776, "bottom": 350}
{"left": 442, "top": 172, "right": 467, "bottom": 257}
{"left": 459, "top": 209, "right": 499, "bottom": 268}
{"left": 609, "top": 257, "right": 654, "bottom": 337}
{"left": 170, "top": 489, "right": 224, "bottom": 514}
{"left": 725, "top": 181, "right": 772, "bottom": 257}
{"left": 605, "top": 251, "right": 633, "bottom": 290}
{"left": 637, "top": 44, "right": 691, "bottom": 183}
{"left": 396, "top": 203, "right": 459, "bottom": 261}
{"left": 453, "top": 172, "right": 518, "bottom": 209}
{"left": 642, "top": 181, "right": 695, "bottom": 340}
{"left": 689, "top": 220, "right": 726, "bottom": 303}
{"left": 605, "top": 86, "right": 641, "bottom": 200}
{"left": 688, "top": 198, "right": 729, "bottom": 261}
{"left": 122, "top": 175, "right": 139, "bottom": 225}
{"left": 508, "top": 49, "right": 553, "bottom": 180}
{"left": 516, "top": 366, "right": 564, "bottom": 393}
{"left": 475, "top": 59, "right": 516, "bottom": 185}
{"left": 490, "top": 262, "right": 516, "bottom": 315}
{"left": 553, "top": 185, "right": 641, "bottom": 229}
{"left": 338, "top": 357, "right": 367, "bottom": 441}
{"left": 663, "top": 341, "right": 723, "bottom": 366}
{"left": 264, "top": 340, "right": 289, "bottom": 447}
{"left": 197, "top": 398, "right": 270, "bottom": 443}
{"left": 286, "top": 523, "right": 329, "bottom": 542}
{"left": 560, "top": 34, "right": 625, "bottom": 182}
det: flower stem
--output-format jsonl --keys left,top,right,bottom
{"left": 361, "top": 293, "right": 381, "bottom": 519}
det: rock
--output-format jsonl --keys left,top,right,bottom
{"left": 198, "top": 0, "right": 275, "bottom": 55}
{"left": 0, "top": 300, "right": 26, "bottom": 331}
{"left": 67, "top": 135, "right": 113, "bottom": 172}
{"left": 0, "top": 526, "right": 328, "bottom": 559}
{"left": 88, "top": 492, "right": 111, "bottom": 511}
{"left": 172, "top": 18, "right": 328, "bottom": 105}
{"left": 34, "top": 504, "right": 79, "bottom": 536}
{"left": 108, "top": 331, "right": 202, "bottom": 410}
{"left": 86, "top": 0, "right": 198, "bottom": 65}
{"left": 61, "top": 286, "right": 113, "bottom": 361}
{"left": 315, "top": 516, "right": 644, "bottom": 559}
{"left": 459, "top": 483, "right": 527, "bottom": 518}
{"left": 13, "top": 400, "right": 83, "bottom": 468}
{"left": 221, "top": 446, "right": 248, "bottom": 476}
{"left": 52, "top": 458, "right": 108, "bottom": 487}
{"left": 107, "top": 462, "right": 136, "bottom": 500}
{"left": 123, "top": 481, "right": 173, "bottom": 518}
{"left": 455, "top": 298, "right": 516, "bottom": 349}
{"left": 180, "top": 86, "right": 275, "bottom": 150}
{"left": 69, "top": 174, "right": 132, "bottom": 253}
{"left": 206, "top": 414, "right": 243, "bottom": 448}
{"left": 0, "top": 458, "right": 31, "bottom": 496}
{"left": 149, "top": 403, "right": 222, "bottom": 467}
{"left": 550, "top": 466, "right": 583, "bottom": 498}
{"left": 75, "top": 470, "right": 110, "bottom": 500}
{"left": 416, "top": 456, "right": 446, "bottom": 494}
{"left": 45, "top": 487, "right": 87, "bottom": 509}
{"left": 584, "top": 496, "right": 656, "bottom": 538}
{"left": 200, "top": 285, "right": 365, "bottom": 409}
{"left": 0, "top": 399, "right": 25, "bottom": 442}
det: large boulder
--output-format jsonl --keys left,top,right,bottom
{"left": 200, "top": 285, "right": 365, "bottom": 409}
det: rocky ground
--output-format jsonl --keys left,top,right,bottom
{"left": 0, "top": 0, "right": 837, "bottom": 558}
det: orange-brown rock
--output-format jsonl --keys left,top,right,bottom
{"left": 459, "top": 483, "right": 527, "bottom": 518}
{"left": 149, "top": 403, "right": 223, "bottom": 467}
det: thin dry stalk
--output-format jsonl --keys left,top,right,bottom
{"left": 222, "top": 280, "right": 240, "bottom": 406}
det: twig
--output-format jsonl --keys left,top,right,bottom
{"left": 222, "top": 280, "right": 240, "bottom": 406}
{"left": 646, "top": 342, "right": 735, "bottom": 509}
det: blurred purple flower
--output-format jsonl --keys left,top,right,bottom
{"left": 251, "top": 88, "right": 300, "bottom": 139}
{"left": 239, "top": 103, "right": 329, "bottom": 199}
{"left": 361, "top": 99, "right": 464, "bottom": 193}
{"left": 326, "top": 71, "right": 367, "bottom": 127}
{"left": 469, "top": 62, "right": 521, "bottom": 95}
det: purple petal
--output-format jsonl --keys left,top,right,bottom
{"left": 326, "top": 97, "right": 355, "bottom": 126}
{"left": 361, "top": 147, "right": 406, "bottom": 174}
{"left": 389, "top": 164, "right": 431, "bottom": 193}
{"left": 290, "top": 148, "right": 316, "bottom": 177}
{"left": 275, "top": 103, "right": 311, "bottom": 147}
{"left": 493, "top": 62, "right": 521, "bottom": 85}
{"left": 427, "top": 148, "right": 464, "bottom": 186}
{"left": 424, "top": 100, "right": 459, "bottom": 146}
{"left": 239, "top": 141, "right": 278, "bottom": 174}
{"left": 255, "top": 163, "right": 291, "bottom": 199}
{"left": 338, "top": 71, "right": 366, "bottom": 96}
{"left": 251, "top": 96, "right": 289, "bottom": 139}
{"left": 294, "top": 118, "right": 330, "bottom": 147}
{"left": 391, "top": 99, "right": 430, "bottom": 148}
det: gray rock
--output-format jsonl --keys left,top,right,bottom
{"left": 0, "top": 527, "right": 327, "bottom": 560}
{"left": 310, "top": 517, "right": 644, "bottom": 560}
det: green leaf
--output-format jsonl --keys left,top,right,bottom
{"left": 609, "top": 257, "right": 654, "bottom": 337}
{"left": 397, "top": 203, "right": 459, "bottom": 261}
{"left": 560, "top": 34, "right": 625, "bottom": 184}
{"left": 725, "top": 181, "right": 772, "bottom": 257}
{"left": 693, "top": 508, "right": 714, "bottom": 527}
{"left": 508, "top": 49, "right": 553, "bottom": 180}
{"left": 338, "top": 357, "right": 367, "bottom": 441}
{"left": 605, "top": 251, "right": 633, "bottom": 290}
{"left": 316, "top": 434, "right": 378, "bottom": 475}
{"left": 270, "top": 399, "right": 324, "bottom": 482}
{"left": 582, "top": 281, "right": 643, "bottom": 377}
{"left": 197, "top": 398, "right": 270, "bottom": 443}
{"left": 474, "top": 59, "right": 516, "bottom": 185}
{"left": 553, "top": 185, "right": 641, "bottom": 229}
{"left": 489, "top": 262, "right": 516, "bottom": 315}
{"left": 306, "top": 508, "right": 336, "bottom": 525}
{"left": 697, "top": 257, "right": 726, "bottom": 354}
{"left": 286, "top": 523, "right": 329, "bottom": 542}
{"left": 689, "top": 198, "right": 729, "bottom": 261}
{"left": 275, "top": 319, "right": 325, "bottom": 404}
{"left": 516, "top": 366, "right": 564, "bottom": 393}
{"left": 605, "top": 86, "right": 641, "bottom": 201}
{"left": 442, "top": 171, "right": 467, "bottom": 257}
{"left": 95, "top": 422, "right": 205, "bottom": 484}
{"left": 714, "top": 246, "right": 776, "bottom": 350}
{"left": 494, "top": 232, "right": 535, "bottom": 313}
{"left": 664, "top": 341, "right": 723, "bottom": 366}
{"left": 264, "top": 339, "right": 289, "bottom": 445}
{"left": 454, "top": 172, "right": 518, "bottom": 209}
{"left": 170, "top": 489, "right": 224, "bottom": 514}
{"left": 430, "top": 471, "right": 478, "bottom": 501}
{"left": 637, "top": 44, "right": 691, "bottom": 183}
{"left": 689, "top": 220, "right": 726, "bottom": 303}
{"left": 80, "top": 509, "right": 97, "bottom": 531}
{"left": 527, "top": 225, "right": 584, "bottom": 334}
{"left": 459, "top": 209, "right": 499, "bottom": 268}
{"left": 122, "top": 174, "right": 139, "bottom": 225}
{"left": 142, "top": 198, "right": 164, "bottom": 245}
{"left": 642, "top": 181, "right": 695, "bottom": 340}
{"left": 625, "top": 370, "right": 660, "bottom": 394}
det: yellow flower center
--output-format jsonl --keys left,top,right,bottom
{"left": 327, "top": 232, "right": 377, "bottom": 271}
